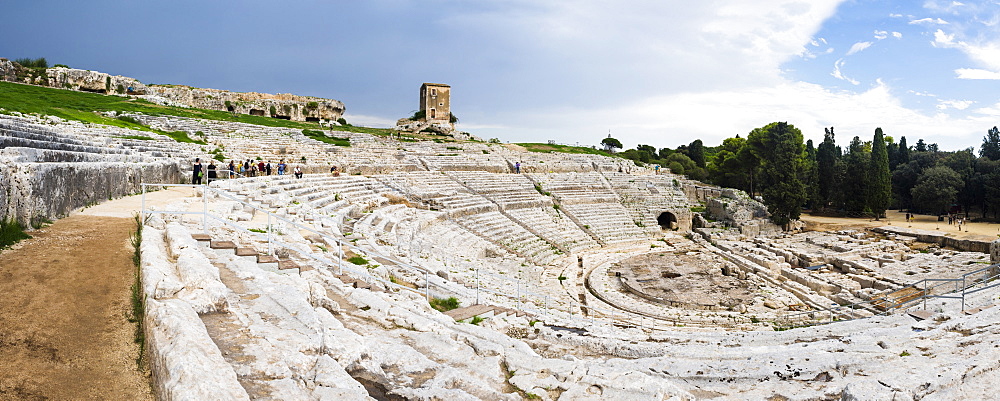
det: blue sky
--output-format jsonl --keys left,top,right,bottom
{"left": 1, "top": 0, "right": 998, "bottom": 151}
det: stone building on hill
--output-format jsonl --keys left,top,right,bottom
{"left": 420, "top": 83, "right": 451, "bottom": 124}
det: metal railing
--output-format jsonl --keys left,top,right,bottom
{"left": 775, "top": 263, "right": 1000, "bottom": 328}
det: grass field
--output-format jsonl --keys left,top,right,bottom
{"left": 515, "top": 142, "right": 613, "bottom": 156}
{"left": 0, "top": 81, "right": 397, "bottom": 139}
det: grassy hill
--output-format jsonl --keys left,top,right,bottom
{"left": 0, "top": 80, "right": 395, "bottom": 138}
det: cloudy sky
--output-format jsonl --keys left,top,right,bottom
{"left": 2, "top": 0, "right": 998, "bottom": 151}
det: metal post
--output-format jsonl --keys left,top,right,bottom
{"left": 267, "top": 213, "right": 273, "bottom": 255}
{"left": 476, "top": 268, "right": 480, "bottom": 305}
{"left": 338, "top": 242, "right": 343, "bottom": 275}
{"left": 202, "top": 186, "right": 208, "bottom": 234}
{"left": 141, "top": 184, "right": 146, "bottom": 222}
{"left": 425, "top": 272, "right": 430, "bottom": 301}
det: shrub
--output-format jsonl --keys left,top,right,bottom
{"left": 337, "top": 117, "right": 348, "bottom": 126}
{"left": 14, "top": 57, "right": 48, "bottom": 69}
{"left": 347, "top": 255, "right": 369, "bottom": 265}
{"left": 429, "top": 297, "right": 460, "bottom": 312}
{"left": 269, "top": 105, "right": 277, "bottom": 117}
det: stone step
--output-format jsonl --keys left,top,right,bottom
{"left": 191, "top": 233, "right": 212, "bottom": 247}
{"left": 444, "top": 304, "right": 495, "bottom": 321}
{"left": 209, "top": 240, "right": 237, "bottom": 255}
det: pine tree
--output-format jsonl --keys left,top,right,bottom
{"left": 868, "top": 128, "right": 891, "bottom": 219}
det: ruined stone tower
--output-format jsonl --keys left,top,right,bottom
{"left": 419, "top": 83, "right": 451, "bottom": 124}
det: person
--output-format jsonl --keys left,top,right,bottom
{"left": 330, "top": 165, "right": 340, "bottom": 177}
{"left": 207, "top": 161, "right": 217, "bottom": 183}
{"left": 265, "top": 161, "right": 272, "bottom": 176}
{"left": 277, "top": 159, "right": 287, "bottom": 175}
{"left": 515, "top": 161, "right": 521, "bottom": 174}
{"left": 258, "top": 160, "right": 265, "bottom": 176}
{"left": 654, "top": 164, "right": 660, "bottom": 174}
{"left": 228, "top": 160, "right": 236, "bottom": 179}
{"left": 294, "top": 165, "right": 303, "bottom": 179}
{"left": 192, "top": 158, "right": 203, "bottom": 185}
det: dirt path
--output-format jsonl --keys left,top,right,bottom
{"left": 0, "top": 188, "right": 197, "bottom": 401}
{"left": 0, "top": 214, "right": 153, "bottom": 400}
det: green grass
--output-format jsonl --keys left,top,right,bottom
{"left": 0, "top": 80, "right": 397, "bottom": 139}
{"left": 118, "top": 134, "right": 154, "bottom": 141}
{"left": 0, "top": 219, "right": 32, "bottom": 250}
{"left": 302, "top": 129, "right": 351, "bottom": 146}
{"left": 429, "top": 296, "right": 461, "bottom": 312}
{"left": 347, "top": 255, "right": 369, "bottom": 265}
{"left": 515, "top": 142, "right": 614, "bottom": 156}
{"left": 128, "top": 213, "right": 147, "bottom": 368}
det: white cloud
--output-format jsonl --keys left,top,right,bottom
{"left": 847, "top": 41, "right": 873, "bottom": 55}
{"left": 831, "top": 59, "right": 860, "bottom": 84}
{"left": 955, "top": 68, "right": 1000, "bottom": 79}
{"left": 478, "top": 80, "right": 986, "bottom": 150}
{"left": 910, "top": 17, "right": 950, "bottom": 25}
{"left": 892, "top": 31, "right": 903, "bottom": 39}
{"left": 937, "top": 99, "right": 974, "bottom": 110}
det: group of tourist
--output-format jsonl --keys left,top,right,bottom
{"left": 947, "top": 214, "right": 966, "bottom": 231}
{"left": 193, "top": 157, "right": 327, "bottom": 184}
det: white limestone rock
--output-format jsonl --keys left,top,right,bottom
{"left": 139, "top": 227, "right": 184, "bottom": 299}
{"left": 145, "top": 298, "right": 249, "bottom": 401}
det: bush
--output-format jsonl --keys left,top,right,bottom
{"left": 13, "top": 57, "right": 48, "bottom": 69}
{"left": 347, "top": 255, "right": 369, "bottom": 265}
{"left": 337, "top": 117, "right": 348, "bottom": 126}
{"left": 429, "top": 297, "right": 461, "bottom": 312}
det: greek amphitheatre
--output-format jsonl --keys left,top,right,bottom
{"left": 1, "top": 69, "right": 999, "bottom": 400}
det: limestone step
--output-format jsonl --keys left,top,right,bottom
{"left": 191, "top": 233, "right": 212, "bottom": 247}
{"left": 444, "top": 304, "right": 494, "bottom": 321}
{"left": 209, "top": 240, "right": 237, "bottom": 255}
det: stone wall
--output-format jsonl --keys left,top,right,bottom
{"left": 0, "top": 161, "right": 182, "bottom": 226}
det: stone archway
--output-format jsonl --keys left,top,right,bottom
{"left": 657, "top": 211, "right": 678, "bottom": 230}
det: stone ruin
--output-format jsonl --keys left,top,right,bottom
{"left": 0, "top": 59, "right": 345, "bottom": 123}
{"left": 2, "top": 107, "right": 999, "bottom": 400}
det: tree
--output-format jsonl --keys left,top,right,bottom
{"left": 804, "top": 140, "right": 821, "bottom": 209}
{"left": 748, "top": 122, "right": 807, "bottom": 228}
{"left": 897, "top": 136, "right": 909, "bottom": 165}
{"left": 867, "top": 128, "right": 891, "bottom": 218}
{"left": 842, "top": 136, "right": 869, "bottom": 215}
{"left": 981, "top": 126, "right": 1000, "bottom": 161}
{"left": 816, "top": 127, "right": 840, "bottom": 210}
{"left": 910, "top": 166, "right": 963, "bottom": 214}
{"left": 915, "top": 139, "right": 927, "bottom": 152}
{"left": 601, "top": 136, "right": 622, "bottom": 153}
{"left": 688, "top": 139, "right": 706, "bottom": 168}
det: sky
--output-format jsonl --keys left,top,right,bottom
{"left": 1, "top": 0, "right": 998, "bottom": 151}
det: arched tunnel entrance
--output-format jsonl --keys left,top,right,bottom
{"left": 657, "top": 212, "right": 678, "bottom": 230}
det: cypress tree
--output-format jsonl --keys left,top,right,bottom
{"left": 868, "top": 128, "right": 891, "bottom": 219}
{"left": 749, "top": 122, "right": 806, "bottom": 228}
{"left": 898, "top": 136, "right": 909, "bottom": 165}
{"left": 816, "top": 127, "right": 839, "bottom": 210}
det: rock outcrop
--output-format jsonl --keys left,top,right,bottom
{"left": 46, "top": 67, "right": 148, "bottom": 95}
{"left": 147, "top": 85, "right": 344, "bottom": 123}
{"left": 0, "top": 60, "right": 345, "bottom": 123}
